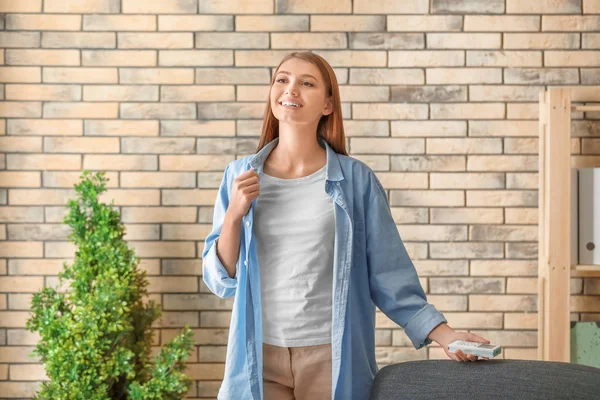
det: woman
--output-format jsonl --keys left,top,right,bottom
{"left": 202, "top": 51, "right": 490, "bottom": 400}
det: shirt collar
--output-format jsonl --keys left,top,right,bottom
{"left": 248, "top": 136, "right": 344, "bottom": 182}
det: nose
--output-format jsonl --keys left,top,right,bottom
{"left": 286, "top": 81, "right": 299, "bottom": 96}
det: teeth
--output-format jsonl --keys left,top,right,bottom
{"left": 281, "top": 101, "right": 300, "bottom": 107}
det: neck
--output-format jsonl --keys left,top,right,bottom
{"left": 268, "top": 123, "right": 325, "bottom": 172}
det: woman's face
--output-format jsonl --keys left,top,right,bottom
{"left": 270, "top": 58, "right": 333, "bottom": 125}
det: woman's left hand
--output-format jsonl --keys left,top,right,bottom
{"left": 428, "top": 323, "right": 491, "bottom": 362}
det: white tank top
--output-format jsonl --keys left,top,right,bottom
{"left": 254, "top": 164, "right": 335, "bottom": 347}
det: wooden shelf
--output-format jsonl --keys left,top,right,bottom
{"left": 572, "top": 265, "right": 600, "bottom": 277}
{"left": 571, "top": 105, "right": 600, "bottom": 112}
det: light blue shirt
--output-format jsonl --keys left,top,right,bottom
{"left": 202, "top": 136, "right": 447, "bottom": 400}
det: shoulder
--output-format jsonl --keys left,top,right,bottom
{"left": 336, "top": 154, "right": 386, "bottom": 203}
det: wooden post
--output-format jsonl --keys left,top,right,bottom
{"left": 539, "top": 88, "right": 571, "bottom": 362}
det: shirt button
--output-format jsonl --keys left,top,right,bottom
{"left": 246, "top": 221, "right": 251, "bottom": 227}
{"left": 244, "top": 260, "right": 248, "bottom": 266}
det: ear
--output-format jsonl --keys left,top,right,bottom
{"left": 323, "top": 98, "right": 334, "bottom": 116}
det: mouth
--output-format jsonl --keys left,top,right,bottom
{"left": 279, "top": 100, "right": 303, "bottom": 109}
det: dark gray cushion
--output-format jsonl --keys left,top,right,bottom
{"left": 370, "top": 360, "right": 600, "bottom": 400}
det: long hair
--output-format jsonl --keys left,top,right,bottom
{"left": 256, "top": 51, "right": 348, "bottom": 156}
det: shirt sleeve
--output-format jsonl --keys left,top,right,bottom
{"left": 365, "top": 173, "right": 447, "bottom": 349}
{"left": 202, "top": 162, "right": 238, "bottom": 299}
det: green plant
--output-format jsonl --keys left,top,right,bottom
{"left": 26, "top": 170, "right": 195, "bottom": 400}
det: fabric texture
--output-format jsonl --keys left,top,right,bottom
{"left": 202, "top": 136, "right": 447, "bottom": 400}
{"left": 263, "top": 342, "right": 332, "bottom": 400}
{"left": 370, "top": 359, "right": 600, "bottom": 400}
{"left": 255, "top": 165, "right": 335, "bottom": 347}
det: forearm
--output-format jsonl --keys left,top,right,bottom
{"left": 427, "top": 322, "right": 454, "bottom": 344}
{"left": 215, "top": 210, "right": 242, "bottom": 278}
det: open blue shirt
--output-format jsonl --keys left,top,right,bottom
{"left": 202, "top": 136, "right": 447, "bottom": 400}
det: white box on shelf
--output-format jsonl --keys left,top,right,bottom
{"left": 578, "top": 168, "right": 600, "bottom": 265}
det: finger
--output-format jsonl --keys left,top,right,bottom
{"left": 456, "top": 350, "right": 468, "bottom": 362}
{"left": 468, "top": 333, "right": 490, "bottom": 343}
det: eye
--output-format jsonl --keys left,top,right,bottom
{"left": 303, "top": 81, "right": 314, "bottom": 87}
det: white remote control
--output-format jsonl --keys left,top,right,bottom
{"left": 448, "top": 340, "right": 502, "bottom": 358}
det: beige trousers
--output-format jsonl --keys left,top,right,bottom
{"left": 262, "top": 342, "right": 332, "bottom": 400}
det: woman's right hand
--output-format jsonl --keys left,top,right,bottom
{"left": 226, "top": 168, "right": 261, "bottom": 221}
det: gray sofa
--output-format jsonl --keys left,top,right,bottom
{"left": 370, "top": 359, "right": 600, "bottom": 399}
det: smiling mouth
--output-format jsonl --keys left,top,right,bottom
{"left": 279, "top": 101, "right": 303, "bottom": 109}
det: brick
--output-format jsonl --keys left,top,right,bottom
{"left": 469, "top": 85, "right": 542, "bottom": 102}
{"left": 583, "top": 33, "right": 600, "bottom": 48}
{"left": 430, "top": 172, "right": 504, "bottom": 189}
{"left": 159, "top": 50, "right": 232, "bottom": 67}
{"left": 471, "top": 295, "right": 537, "bottom": 312}
{"left": 44, "top": 137, "right": 119, "bottom": 153}
{"left": 504, "top": 68, "right": 579, "bottom": 84}
{"left": 349, "top": 33, "right": 423, "bottom": 50}
{"left": 310, "top": 16, "right": 380, "bottom": 32}
{"left": 194, "top": 32, "right": 268, "bottom": 49}
{"left": 585, "top": 0, "right": 600, "bottom": 12}
{"left": 427, "top": 68, "right": 501, "bottom": 84}
{"left": 546, "top": 16, "right": 600, "bottom": 33}
{"left": 427, "top": 33, "right": 501, "bottom": 49}
{"left": 467, "top": 51, "right": 542, "bottom": 67}
{"left": 582, "top": 69, "right": 600, "bottom": 83}
{"left": 278, "top": 0, "right": 352, "bottom": 12}
{"left": 464, "top": 15, "right": 540, "bottom": 32}
{"left": 505, "top": 207, "right": 537, "bottom": 224}
{"left": 506, "top": 103, "right": 538, "bottom": 119}
{"left": 161, "top": 121, "right": 235, "bottom": 137}
{"left": 43, "top": 67, "right": 118, "bottom": 83}
{"left": 149, "top": 275, "right": 199, "bottom": 292}
{"left": 0, "top": 136, "right": 42, "bottom": 153}
{"left": 506, "top": 242, "right": 537, "bottom": 259}
{"left": 430, "top": 103, "right": 504, "bottom": 119}
{"left": 338, "top": 86, "right": 390, "bottom": 102}
{"left": 197, "top": 171, "right": 229, "bottom": 187}
{"left": 43, "top": 102, "right": 119, "bottom": 119}
{"left": 120, "top": 172, "right": 195, "bottom": 188}
{"left": 163, "top": 259, "right": 203, "bottom": 275}
{"left": 197, "top": 381, "right": 221, "bottom": 396}
{"left": 430, "top": 278, "right": 505, "bottom": 294}
{"left": 234, "top": 50, "right": 304, "bottom": 67}
{"left": 0, "top": 102, "right": 41, "bottom": 118}
{"left": 0, "top": 276, "right": 44, "bottom": 292}
{"left": 469, "top": 120, "right": 538, "bottom": 137}
{"left": 505, "top": 312, "right": 537, "bottom": 329}
{"left": 471, "top": 260, "right": 536, "bottom": 276}
{"left": 118, "top": 33, "right": 193, "bottom": 49}
{"left": 121, "top": 103, "right": 195, "bottom": 120}
{"left": 470, "top": 225, "right": 537, "bottom": 242}
{"left": 199, "top": 0, "right": 273, "bottom": 13}
{"left": 7, "top": 154, "right": 80, "bottom": 170}
{"left": 6, "top": 14, "right": 81, "bottom": 30}
{"left": 427, "top": 138, "right": 502, "bottom": 154}
{"left": 397, "top": 224, "right": 465, "bottom": 242}
{"left": 161, "top": 86, "right": 235, "bottom": 102}
{"left": 83, "top": 16, "right": 156, "bottom": 31}
{"left": 9, "top": 189, "right": 77, "bottom": 205}
{"left": 163, "top": 224, "right": 212, "bottom": 240}
{"left": 97, "top": 189, "right": 160, "bottom": 206}
{"left": 351, "top": 138, "right": 425, "bottom": 154}
{"left": 430, "top": 242, "right": 504, "bottom": 259}
{"left": 0, "top": 32, "right": 40, "bottom": 48}
{"left": 119, "top": 68, "right": 194, "bottom": 84}
{"left": 354, "top": 0, "right": 427, "bottom": 13}
{"left": 130, "top": 242, "right": 196, "bottom": 258}
{"left": 506, "top": 277, "right": 537, "bottom": 294}
{"left": 350, "top": 68, "right": 424, "bottom": 84}
{"left": 343, "top": 121, "right": 389, "bottom": 138}
{"left": 82, "top": 50, "right": 156, "bottom": 67}
{"left": 83, "top": 85, "right": 158, "bottom": 101}
{"left": 430, "top": 208, "right": 503, "bottom": 224}
{"left": 8, "top": 364, "right": 47, "bottom": 380}
{"left": 8, "top": 224, "right": 71, "bottom": 240}
{"left": 44, "top": 0, "right": 120, "bottom": 13}
{"left": 426, "top": 295, "right": 467, "bottom": 311}
{"left": 5, "top": 84, "right": 80, "bottom": 101}
{"left": 316, "top": 51, "right": 388, "bottom": 67}
{"left": 8, "top": 119, "right": 82, "bottom": 136}
{"left": 85, "top": 120, "right": 158, "bottom": 136}
{"left": 504, "top": 33, "right": 580, "bottom": 49}
{"left": 467, "top": 190, "right": 537, "bottom": 206}
{"left": 390, "top": 190, "right": 464, "bottom": 207}
{"left": 197, "top": 103, "right": 264, "bottom": 119}
{"left": 44, "top": 241, "right": 77, "bottom": 258}
{"left": 545, "top": 51, "right": 600, "bottom": 67}
{"left": 0, "top": 66, "right": 40, "bottom": 83}
{"left": 122, "top": 0, "right": 197, "bottom": 13}
{"left": 432, "top": 0, "right": 504, "bottom": 13}
{"left": 160, "top": 155, "right": 233, "bottom": 171}
{"left": 160, "top": 15, "right": 234, "bottom": 31}
{"left": 0, "top": 207, "right": 43, "bottom": 222}
{"left": 508, "top": 0, "right": 581, "bottom": 13}
{"left": 467, "top": 155, "right": 538, "bottom": 171}
{"left": 391, "top": 155, "right": 464, "bottom": 172}
{"left": 196, "top": 138, "right": 256, "bottom": 155}
{"left": 5, "top": 49, "right": 79, "bottom": 66}
{"left": 121, "top": 207, "right": 196, "bottom": 223}
{"left": 352, "top": 104, "right": 428, "bottom": 120}
{"left": 0, "top": 0, "right": 41, "bottom": 12}
{"left": 163, "top": 294, "right": 233, "bottom": 310}
{"left": 390, "top": 121, "right": 465, "bottom": 138}
{"left": 162, "top": 189, "right": 218, "bottom": 206}
{"left": 42, "top": 32, "right": 115, "bottom": 49}
{"left": 388, "top": 15, "right": 461, "bottom": 32}
{"left": 122, "top": 138, "right": 195, "bottom": 154}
